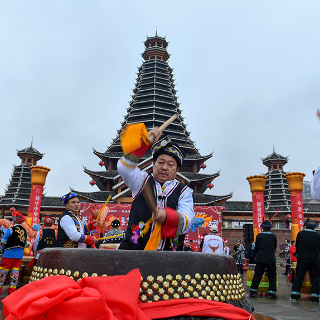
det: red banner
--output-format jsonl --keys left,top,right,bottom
{"left": 80, "top": 203, "right": 224, "bottom": 251}
{"left": 252, "top": 191, "right": 265, "bottom": 235}
{"left": 27, "top": 185, "right": 43, "bottom": 225}
{"left": 27, "top": 184, "right": 43, "bottom": 255}
{"left": 290, "top": 191, "right": 304, "bottom": 232}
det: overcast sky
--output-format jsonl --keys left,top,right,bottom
{"left": 1, "top": 1, "right": 320, "bottom": 202}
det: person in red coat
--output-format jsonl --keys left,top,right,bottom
{"left": 289, "top": 240, "right": 297, "bottom": 263}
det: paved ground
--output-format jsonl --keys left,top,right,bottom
{"left": 245, "top": 269, "right": 320, "bottom": 320}
{"left": 0, "top": 268, "right": 319, "bottom": 320}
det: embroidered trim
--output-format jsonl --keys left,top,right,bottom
{"left": 0, "top": 267, "right": 10, "bottom": 272}
{"left": 179, "top": 185, "right": 192, "bottom": 201}
{"left": 176, "top": 211, "right": 185, "bottom": 237}
{"left": 79, "top": 234, "right": 85, "bottom": 243}
{"left": 63, "top": 239, "right": 78, "bottom": 248}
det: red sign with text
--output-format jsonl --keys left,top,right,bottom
{"left": 290, "top": 191, "right": 304, "bottom": 231}
{"left": 27, "top": 185, "right": 43, "bottom": 225}
{"left": 27, "top": 184, "right": 44, "bottom": 255}
{"left": 80, "top": 203, "right": 224, "bottom": 251}
{"left": 252, "top": 191, "right": 265, "bottom": 235}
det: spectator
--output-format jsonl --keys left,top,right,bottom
{"left": 281, "top": 239, "right": 291, "bottom": 275}
{"left": 289, "top": 240, "right": 297, "bottom": 282}
{"left": 223, "top": 240, "right": 230, "bottom": 255}
{"left": 235, "top": 240, "right": 246, "bottom": 274}
{"left": 200, "top": 225, "right": 223, "bottom": 254}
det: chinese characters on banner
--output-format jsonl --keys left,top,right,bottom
{"left": 27, "top": 184, "right": 44, "bottom": 254}
{"left": 80, "top": 203, "right": 223, "bottom": 251}
{"left": 290, "top": 191, "right": 304, "bottom": 232}
{"left": 27, "top": 185, "right": 44, "bottom": 225}
{"left": 252, "top": 191, "right": 265, "bottom": 235}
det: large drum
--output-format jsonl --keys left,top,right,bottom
{"left": 32, "top": 248, "right": 253, "bottom": 317}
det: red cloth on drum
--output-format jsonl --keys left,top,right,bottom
{"left": 3, "top": 268, "right": 255, "bottom": 320}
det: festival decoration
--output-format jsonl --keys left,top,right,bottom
{"left": 99, "top": 161, "right": 105, "bottom": 167}
{"left": 200, "top": 164, "right": 207, "bottom": 169}
{"left": 246, "top": 175, "right": 268, "bottom": 241}
{"left": 284, "top": 172, "right": 306, "bottom": 241}
{"left": 207, "top": 183, "right": 214, "bottom": 189}
{"left": 0, "top": 219, "right": 37, "bottom": 237}
{"left": 190, "top": 217, "right": 205, "bottom": 232}
{"left": 27, "top": 165, "right": 50, "bottom": 255}
{"left": 89, "top": 180, "right": 96, "bottom": 186}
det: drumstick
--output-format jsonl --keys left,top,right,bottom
{"left": 142, "top": 179, "right": 157, "bottom": 212}
{"left": 148, "top": 114, "right": 178, "bottom": 144}
{"left": 97, "top": 233, "right": 124, "bottom": 241}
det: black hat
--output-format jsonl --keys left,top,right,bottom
{"left": 261, "top": 218, "right": 272, "bottom": 230}
{"left": 304, "top": 215, "right": 318, "bottom": 229}
{"left": 151, "top": 136, "right": 184, "bottom": 167}
{"left": 111, "top": 219, "right": 120, "bottom": 228}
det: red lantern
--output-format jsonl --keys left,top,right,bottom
{"left": 286, "top": 214, "right": 292, "bottom": 220}
{"left": 207, "top": 183, "right": 214, "bottom": 189}
{"left": 200, "top": 163, "right": 207, "bottom": 169}
{"left": 10, "top": 207, "right": 16, "bottom": 212}
{"left": 89, "top": 180, "right": 96, "bottom": 186}
{"left": 99, "top": 161, "right": 105, "bottom": 167}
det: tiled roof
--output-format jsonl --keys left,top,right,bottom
{"left": 71, "top": 189, "right": 115, "bottom": 203}
{"left": 193, "top": 193, "right": 233, "bottom": 206}
{"left": 181, "top": 172, "right": 220, "bottom": 182}
{"left": 41, "top": 197, "right": 65, "bottom": 208}
{"left": 223, "top": 201, "right": 253, "bottom": 213}
{"left": 17, "top": 145, "right": 44, "bottom": 159}
{"left": 84, "top": 168, "right": 118, "bottom": 180}
{"left": 261, "top": 150, "right": 288, "bottom": 164}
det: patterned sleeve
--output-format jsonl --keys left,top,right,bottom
{"left": 175, "top": 186, "right": 195, "bottom": 236}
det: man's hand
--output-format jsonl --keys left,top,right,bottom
{"left": 152, "top": 209, "right": 167, "bottom": 225}
{"left": 93, "top": 237, "right": 98, "bottom": 243}
{"left": 148, "top": 127, "right": 163, "bottom": 144}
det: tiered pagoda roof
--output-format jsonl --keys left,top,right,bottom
{"left": 262, "top": 149, "right": 291, "bottom": 216}
{"left": 0, "top": 164, "right": 33, "bottom": 207}
{"left": 80, "top": 35, "right": 232, "bottom": 206}
{"left": 0, "top": 145, "right": 64, "bottom": 212}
